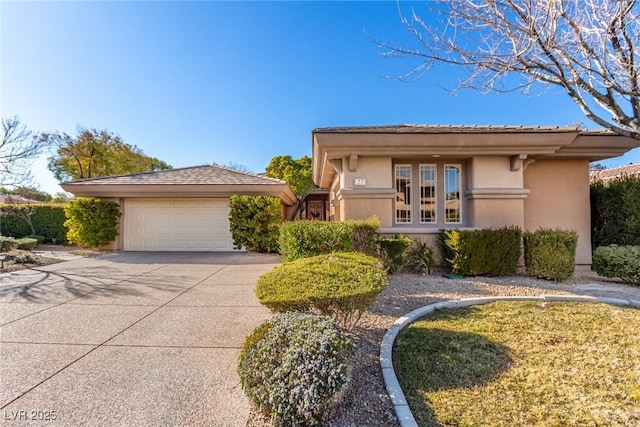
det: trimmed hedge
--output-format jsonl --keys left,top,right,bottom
{"left": 255, "top": 252, "right": 388, "bottom": 328}
{"left": 523, "top": 229, "right": 578, "bottom": 282}
{"left": 229, "top": 195, "right": 283, "bottom": 253}
{"left": 591, "top": 176, "right": 640, "bottom": 247}
{"left": 0, "top": 204, "right": 68, "bottom": 242}
{"left": 592, "top": 245, "right": 640, "bottom": 285}
{"left": 437, "top": 227, "right": 522, "bottom": 276}
{"left": 278, "top": 218, "right": 380, "bottom": 262}
{"left": 378, "top": 236, "right": 412, "bottom": 273}
{"left": 238, "top": 312, "right": 353, "bottom": 426}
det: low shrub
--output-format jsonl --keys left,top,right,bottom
{"left": 238, "top": 312, "right": 354, "bottom": 426}
{"left": 524, "top": 228, "right": 578, "bottom": 282}
{"left": 228, "top": 195, "right": 282, "bottom": 253}
{"left": 350, "top": 217, "right": 380, "bottom": 256}
{"left": 438, "top": 227, "right": 522, "bottom": 276}
{"left": 279, "top": 219, "right": 380, "bottom": 262}
{"left": 14, "top": 253, "right": 39, "bottom": 264}
{"left": 255, "top": 252, "right": 388, "bottom": 327}
{"left": 592, "top": 245, "right": 640, "bottom": 285}
{"left": 15, "top": 238, "right": 38, "bottom": 251}
{"left": 278, "top": 221, "right": 354, "bottom": 262}
{"left": 407, "top": 238, "right": 436, "bottom": 274}
{"left": 378, "top": 236, "right": 412, "bottom": 273}
{"left": 0, "top": 236, "right": 16, "bottom": 252}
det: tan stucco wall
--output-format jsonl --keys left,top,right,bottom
{"left": 524, "top": 159, "right": 592, "bottom": 266}
{"left": 469, "top": 157, "right": 523, "bottom": 188}
{"left": 468, "top": 199, "right": 525, "bottom": 229}
{"left": 340, "top": 198, "right": 393, "bottom": 226}
{"left": 342, "top": 157, "right": 392, "bottom": 189}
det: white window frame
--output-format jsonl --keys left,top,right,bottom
{"left": 444, "top": 164, "right": 462, "bottom": 224}
{"left": 419, "top": 164, "right": 437, "bottom": 224}
{"left": 395, "top": 164, "right": 412, "bottom": 223}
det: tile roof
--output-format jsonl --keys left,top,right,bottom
{"left": 63, "top": 165, "right": 287, "bottom": 186}
{"left": 590, "top": 163, "right": 640, "bottom": 183}
{"left": 313, "top": 124, "right": 590, "bottom": 134}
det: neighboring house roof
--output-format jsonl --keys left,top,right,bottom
{"left": 0, "top": 195, "right": 42, "bottom": 204}
{"left": 61, "top": 164, "right": 298, "bottom": 205}
{"left": 312, "top": 124, "right": 639, "bottom": 187}
{"left": 590, "top": 163, "right": 640, "bottom": 184}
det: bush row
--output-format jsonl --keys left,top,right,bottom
{"left": 438, "top": 227, "right": 579, "bottom": 281}
{"left": 0, "top": 204, "right": 68, "bottom": 242}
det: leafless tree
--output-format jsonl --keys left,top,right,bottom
{"left": 0, "top": 117, "right": 47, "bottom": 186}
{"left": 376, "top": 0, "right": 640, "bottom": 140}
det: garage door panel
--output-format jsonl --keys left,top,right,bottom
{"left": 124, "top": 198, "right": 237, "bottom": 252}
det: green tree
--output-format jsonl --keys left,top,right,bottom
{"left": 45, "top": 128, "right": 172, "bottom": 182}
{"left": 265, "top": 155, "right": 314, "bottom": 198}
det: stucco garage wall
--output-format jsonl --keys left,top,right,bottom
{"left": 524, "top": 159, "right": 592, "bottom": 267}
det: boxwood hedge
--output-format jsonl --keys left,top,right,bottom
{"left": 255, "top": 252, "right": 388, "bottom": 328}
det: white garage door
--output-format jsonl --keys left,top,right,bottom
{"left": 123, "top": 198, "right": 236, "bottom": 251}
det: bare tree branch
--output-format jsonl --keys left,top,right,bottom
{"left": 374, "top": 0, "right": 640, "bottom": 140}
{"left": 0, "top": 117, "right": 48, "bottom": 187}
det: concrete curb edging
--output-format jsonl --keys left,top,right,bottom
{"left": 379, "top": 295, "right": 640, "bottom": 427}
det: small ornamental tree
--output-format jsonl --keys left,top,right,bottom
{"left": 64, "top": 198, "right": 121, "bottom": 248}
{"left": 228, "top": 195, "right": 282, "bottom": 253}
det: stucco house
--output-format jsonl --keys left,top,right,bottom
{"left": 61, "top": 165, "right": 296, "bottom": 251}
{"left": 312, "top": 125, "right": 638, "bottom": 269}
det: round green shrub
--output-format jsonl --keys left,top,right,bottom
{"left": 238, "top": 312, "right": 354, "bottom": 426}
{"left": 255, "top": 252, "right": 388, "bottom": 327}
{"left": 592, "top": 245, "right": 640, "bottom": 285}
{"left": 524, "top": 228, "right": 578, "bottom": 282}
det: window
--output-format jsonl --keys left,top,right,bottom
{"left": 394, "top": 162, "right": 463, "bottom": 226}
{"left": 445, "top": 165, "right": 461, "bottom": 224}
{"left": 420, "top": 165, "right": 436, "bottom": 223}
{"left": 395, "top": 165, "right": 411, "bottom": 223}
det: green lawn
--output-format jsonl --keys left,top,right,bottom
{"left": 394, "top": 302, "right": 640, "bottom": 427}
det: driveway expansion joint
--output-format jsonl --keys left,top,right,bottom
{"left": 380, "top": 295, "right": 640, "bottom": 427}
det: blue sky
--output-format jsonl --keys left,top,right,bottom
{"left": 2, "top": 1, "right": 638, "bottom": 195}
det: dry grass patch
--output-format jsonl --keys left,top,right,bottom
{"left": 394, "top": 301, "right": 640, "bottom": 427}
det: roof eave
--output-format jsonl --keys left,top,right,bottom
{"left": 61, "top": 183, "right": 298, "bottom": 206}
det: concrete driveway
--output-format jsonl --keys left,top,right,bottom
{"left": 0, "top": 252, "right": 278, "bottom": 426}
